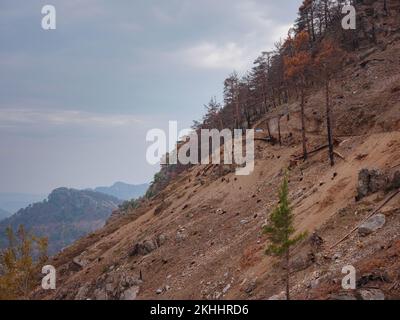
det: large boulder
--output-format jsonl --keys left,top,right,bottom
{"left": 368, "top": 169, "right": 389, "bottom": 193}
{"left": 358, "top": 214, "right": 386, "bottom": 236}
{"left": 357, "top": 169, "right": 371, "bottom": 199}
{"left": 129, "top": 239, "right": 158, "bottom": 256}
{"left": 391, "top": 171, "right": 400, "bottom": 189}
{"left": 356, "top": 169, "right": 389, "bottom": 200}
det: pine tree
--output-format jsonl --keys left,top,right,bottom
{"left": 263, "top": 173, "right": 307, "bottom": 300}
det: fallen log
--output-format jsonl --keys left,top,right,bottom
{"left": 293, "top": 144, "right": 329, "bottom": 160}
{"left": 330, "top": 188, "right": 400, "bottom": 250}
{"left": 254, "top": 138, "right": 271, "bottom": 142}
{"left": 333, "top": 150, "right": 346, "bottom": 161}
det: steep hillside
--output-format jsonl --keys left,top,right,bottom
{"left": 31, "top": 1, "right": 400, "bottom": 300}
{"left": 32, "top": 38, "right": 400, "bottom": 300}
{"left": 0, "top": 188, "right": 121, "bottom": 255}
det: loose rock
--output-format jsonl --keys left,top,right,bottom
{"left": 358, "top": 288, "right": 385, "bottom": 300}
{"left": 358, "top": 214, "right": 386, "bottom": 236}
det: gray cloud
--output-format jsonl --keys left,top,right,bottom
{"left": 0, "top": 0, "right": 302, "bottom": 194}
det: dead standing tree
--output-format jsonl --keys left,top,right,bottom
{"left": 315, "top": 38, "right": 344, "bottom": 166}
{"left": 284, "top": 31, "right": 313, "bottom": 160}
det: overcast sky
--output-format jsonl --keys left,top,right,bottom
{"left": 0, "top": 0, "right": 302, "bottom": 194}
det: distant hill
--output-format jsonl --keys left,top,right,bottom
{"left": 93, "top": 182, "right": 148, "bottom": 200}
{"left": 0, "top": 208, "right": 10, "bottom": 221}
{"left": 0, "top": 188, "right": 122, "bottom": 255}
{"left": 0, "top": 193, "right": 46, "bottom": 214}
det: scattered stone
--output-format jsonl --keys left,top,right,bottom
{"left": 358, "top": 288, "right": 385, "bottom": 300}
{"left": 121, "top": 286, "right": 140, "bottom": 300}
{"left": 309, "top": 232, "right": 324, "bottom": 247}
{"left": 143, "top": 240, "right": 157, "bottom": 253}
{"left": 310, "top": 278, "right": 320, "bottom": 289}
{"left": 156, "top": 288, "right": 163, "bottom": 295}
{"left": 243, "top": 280, "right": 257, "bottom": 294}
{"left": 154, "top": 201, "right": 170, "bottom": 215}
{"left": 93, "top": 288, "right": 107, "bottom": 300}
{"left": 222, "top": 284, "right": 231, "bottom": 294}
{"left": 333, "top": 253, "right": 341, "bottom": 260}
{"left": 290, "top": 252, "right": 314, "bottom": 271}
{"left": 268, "top": 291, "right": 286, "bottom": 300}
{"left": 329, "top": 293, "right": 357, "bottom": 300}
{"left": 176, "top": 231, "right": 187, "bottom": 243}
{"left": 355, "top": 153, "right": 368, "bottom": 161}
{"left": 157, "top": 234, "right": 167, "bottom": 246}
{"left": 75, "top": 283, "right": 91, "bottom": 300}
{"left": 72, "top": 254, "right": 90, "bottom": 269}
{"left": 357, "top": 271, "right": 390, "bottom": 287}
{"left": 358, "top": 214, "right": 386, "bottom": 236}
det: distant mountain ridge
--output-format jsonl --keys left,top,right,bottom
{"left": 0, "top": 188, "right": 122, "bottom": 255}
{"left": 93, "top": 182, "right": 148, "bottom": 200}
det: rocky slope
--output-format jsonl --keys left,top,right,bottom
{"left": 32, "top": 1, "right": 400, "bottom": 300}
{"left": 0, "top": 188, "right": 122, "bottom": 255}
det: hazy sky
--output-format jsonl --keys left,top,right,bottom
{"left": 0, "top": 0, "right": 302, "bottom": 194}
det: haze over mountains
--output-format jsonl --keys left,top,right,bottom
{"left": 0, "top": 182, "right": 149, "bottom": 255}
{"left": 29, "top": 0, "right": 400, "bottom": 301}
{"left": 0, "top": 208, "right": 10, "bottom": 221}
{"left": 0, "top": 188, "right": 123, "bottom": 255}
{"left": 92, "top": 182, "right": 149, "bottom": 201}
{"left": 0, "top": 193, "right": 46, "bottom": 216}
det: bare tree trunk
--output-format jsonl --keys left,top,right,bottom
{"left": 300, "top": 91, "right": 308, "bottom": 160}
{"left": 286, "top": 249, "right": 290, "bottom": 300}
{"left": 266, "top": 121, "right": 272, "bottom": 139}
{"left": 235, "top": 97, "right": 241, "bottom": 129}
{"left": 310, "top": 6, "right": 316, "bottom": 42}
{"left": 278, "top": 116, "right": 282, "bottom": 146}
{"left": 325, "top": 77, "right": 334, "bottom": 166}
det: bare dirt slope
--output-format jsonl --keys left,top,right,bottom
{"left": 33, "top": 32, "right": 400, "bottom": 301}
